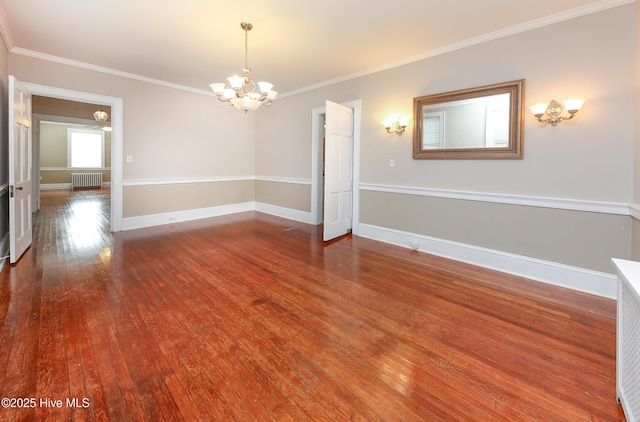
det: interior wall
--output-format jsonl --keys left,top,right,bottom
{"left": 255, "top": 5, "right": 636, "bottom": 276}
{"left": 8, "top": 55, "right": 256, "bottom": 219}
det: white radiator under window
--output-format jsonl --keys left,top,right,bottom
{"left": 613, "top": 258, "right": 640, "bottom": 422}
{"left": 71, "top": 173, "right": 102, "bottom": 189}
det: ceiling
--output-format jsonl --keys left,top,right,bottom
{"left": 0, "top": 0, "right": 628, "bottom": 95}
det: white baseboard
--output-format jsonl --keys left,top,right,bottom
{"left": 358, "top": 223, "right": 617, "bottom": 299}
{"left": 254, "top": 202, "right": 314, "bottom": 224}
{"left": 121, "top": 202, "right": 255, "bottom": 231}
{"left": 41, "top": 183, "right": 71, "bottom": 190}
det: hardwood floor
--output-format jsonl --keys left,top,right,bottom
{"left": 0, "top": 189, "right": 626, "bottom": 421}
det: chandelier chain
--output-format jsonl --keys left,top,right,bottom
{"left": 244, "top": 26, "right": 249, "bottom": 70}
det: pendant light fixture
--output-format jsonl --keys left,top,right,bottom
{"left": 93, "top": 109, "right": 112, "bottom": 131}
{"left": 210, "top": 22, "right": 277, "bottom": 112}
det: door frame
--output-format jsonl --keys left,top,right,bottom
{"left": 311, "top": 99, "right": 361, "bottom": 234}
{"left": 23, "top": 82, "right": 124, "bottom": 231}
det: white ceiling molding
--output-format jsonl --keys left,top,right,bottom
{"left": 0, "top": 1, "right": 14, "bottom": 51}
{"left": 2, "top": 0, "right": 635, "bottom": 100}
{"left": 10, "top": 47, "right": 213, "bottom": 97}
{"left": 279, "top": 0, "right": 636, "bottom": 99}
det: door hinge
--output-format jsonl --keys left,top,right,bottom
{"left": 9, "top": 185, "right": 14, "bottom": 198}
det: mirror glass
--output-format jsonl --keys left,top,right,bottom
{"left": 413, "top": 79, "right": 524, "bottom": 159}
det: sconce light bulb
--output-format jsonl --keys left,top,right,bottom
{"left": 382, "top": 117, "right": 408, "bottom": 135}
{"left": 529, "top": 103, "right": 548, "bottom": 117}
{"left": 563, "top": 98, "right": 585, "bottom": 113}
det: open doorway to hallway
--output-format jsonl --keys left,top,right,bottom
{"left": 22, "top": 82, "right": 124, "bottom": 232}
{"left": 32, "top": 96, "right": 113, "bottom": 236}
{"left": 33, "top": 96, "right": 112, "bottom": 205}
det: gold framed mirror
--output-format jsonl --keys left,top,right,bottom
{"left": 413, "top": 79, "right": 524, "bottom": 159}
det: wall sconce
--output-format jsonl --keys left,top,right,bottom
{"left": 383, "top": 117, "right": 409, "bottom": 135}
{"left": 529, "top": 99, "right": 585, "bottom": 126}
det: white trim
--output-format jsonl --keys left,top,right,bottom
{"left": 360, "top": 183, "right": 631, "bottom": 216}
{"left": 22, "top": 82, "right": 124, "bottom": 231}
{"left": 123, "top": 176, "right": 254, "bottom": 187}
{"left": 278, "top": 0, "right": 635, "bottom": 99}
{"left": 255, "top": 176, "right": 311, "bottom": 185}
{"left": 11, "top": 47, "right": 214, "bottom": 97}
{"left": 122, "top": 201, "right": 314, "bottom": 231}
{"left": 117, "top": 177, "right": 635, "bottom": 219}
{"left": 358, "top": 223, "right": 618, "bottom": 299}
{"left": 123, "top": 175, "right": 310, "bottom": 187}
{"left": 0, "top": 1, "right": 14, "bottom": 51}
{"left": 40, "top": 182, "right": 111, "bottom": 191}
{"left": 254, "top": 202, "right": 314, "bottom": 224}
{"left": 41, "top": 183, "right": 71, "bottom": 191}
{"left": 311, "top": 105, "right": 325, "bottom": 225}
{"left": 2, "top": 1, "right": 630, "bottom": 100}
{"left": 41, "top": 167, "right": 111, "bottom": 171}
{"left": 630, "top": 203, "right": 640, "bottom": 221}
{"left": 121, "top": 202, "right": 254, "bottom": 231}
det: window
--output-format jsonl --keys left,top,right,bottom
{"left": 68, "top": 129, "right": 105, "bottom": 168}
{"left": 485, "top": 93, "right": 510, "bottom": 147}
{"left": 422, "top": 111, "right": 445, "bottom": 149}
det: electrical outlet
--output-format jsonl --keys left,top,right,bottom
{"left": 389, "top": 159, "right": 395, "bottom": 168}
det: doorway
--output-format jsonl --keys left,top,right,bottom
{"left": 311, "top": 99, "right": 361, "bottom": 236}
{"left": 23, "top": 82, "right": 124, "bottom": 231}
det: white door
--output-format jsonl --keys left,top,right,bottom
{"left": 323, "top": 100, "right": 353, "bottom": 241}
{"left": 8, "top": 75, "right": 33, "bottom": 263}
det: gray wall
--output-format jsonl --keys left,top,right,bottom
{"left": 254, "top": 5, "right": 636, "bottom": 278}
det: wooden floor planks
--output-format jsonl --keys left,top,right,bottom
{"left": 0, "top": 189, "right": 627, "bottom": 421}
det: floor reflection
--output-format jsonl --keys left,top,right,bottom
{"left": 39, "top": 189, "right": 112, "bottom": 260}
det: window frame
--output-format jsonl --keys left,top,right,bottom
{"left": 67, "top": 128, "right": 106, "bottom": 169}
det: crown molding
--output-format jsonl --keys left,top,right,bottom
{"left": 3, "top": 0, "right": 635, "bottom": 98}
{"left": 10, "top": 47, "right": 213, "bottom": 96}
{"left": 279, "top": 0, "right": 635, "bottom": 98}
{"left": 0, "top": 1, "right": 15, "bottom": 51}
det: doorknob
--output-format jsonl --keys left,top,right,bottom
{"left": 9, "top": 186, "right": 23, "bottom": 197}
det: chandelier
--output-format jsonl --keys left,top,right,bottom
{"left": 210, "top": 22, "right": 277, "bottom": 112}
{"left": 93, "top": 109, "right": 112, "bottom": 132}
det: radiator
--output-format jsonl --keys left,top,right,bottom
{"left": 613, "top": 258, "right": 640, "bottom": 422}
{"left": 71, "top": 173, "right": 102, "bottom": 189}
